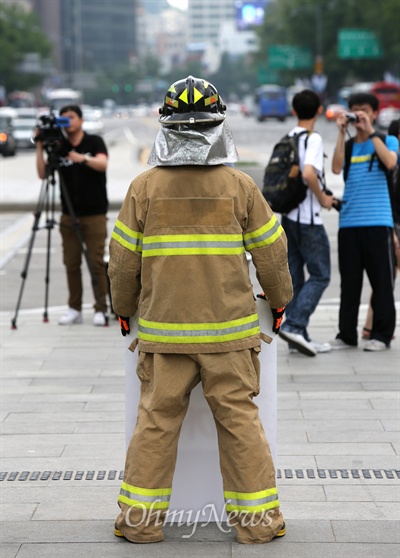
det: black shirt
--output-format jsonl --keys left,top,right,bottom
{"left": 57, "top": 133, "right": 108, "bottom": 216}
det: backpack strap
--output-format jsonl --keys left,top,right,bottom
{"left": 343, "top": 137, "right": 355, "bottom": 182}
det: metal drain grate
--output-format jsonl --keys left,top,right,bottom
{"left": 1, "top": 469, "right": 399, "bottom": 482}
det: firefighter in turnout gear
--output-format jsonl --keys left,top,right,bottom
{"left": 108, "top": 76, "right": 293, "bottom": 544}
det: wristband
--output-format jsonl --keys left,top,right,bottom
{"left": 368, "top": 131, "right": 378, "bottom": 139}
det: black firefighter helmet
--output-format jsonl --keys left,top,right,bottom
{"left": 159, "top": 75, "right": 226, "bottom": 127}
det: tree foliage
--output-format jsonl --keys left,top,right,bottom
{"left": 0, "top": 3, "right": 52, "bottom": 92}
{"left": 257, "top": 0, "right": 400, "bottom": 94}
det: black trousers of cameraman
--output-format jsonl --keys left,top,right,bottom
{"left": 337, "top": 226, "right": 396, "bottom": 347}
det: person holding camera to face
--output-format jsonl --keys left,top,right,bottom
{"left": 36, "top": 105, "right": 109, "bottom": 326}
{"left": 331, "top": 93, "right": 399, "bottom": 351}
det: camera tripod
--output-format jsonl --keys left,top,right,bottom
{"left": 11, "top": 149, "right": 108, "bottom": 329}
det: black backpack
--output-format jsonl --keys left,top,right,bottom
{"left": 262, "top": 131, "right": 310, "bottom": 214}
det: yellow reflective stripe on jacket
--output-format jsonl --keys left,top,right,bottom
{"left": 243, "top": 215, "right": 283, "bottom": 251}
{"left": 224, "top": 487, "right": 280, "bottom": 512}
{"left": 142, "top": 233, "right": 244, "bottom": 257}
{"left": 138, "top": 314, "right": 260, "bottom": 344}
{"left": 118, "top": 482, "right": 171, "bottom": 510}
{"left": 111, "top": 219, "right": 143, "bottom": 253}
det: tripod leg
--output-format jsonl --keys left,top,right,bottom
{"left": 43, "top": 175, "right": 57, "bottom": 323}
{"left": 11, "top": 179, "right": 50, "bottom": 329}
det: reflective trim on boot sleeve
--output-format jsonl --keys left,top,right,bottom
{"left": 224, "top": 487, "right": 280, "bottom": 512}
{"left": 118, "top": 482, "right": 171, "bottom": 510}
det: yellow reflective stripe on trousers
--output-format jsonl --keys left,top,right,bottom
{"left": 243, "top": 215, "right": 283, "bottom": 251}
{"left": 224, "top": 487, "right": 280, "bottom": 512}
{"left": 142, "top": 233, "right": 244, "bottom": 257}
{"left": 138, "top": 314, "right": 260, "bottom": 344}
{"left": 118, "top": 482, "right": 171, "bottom": 510}
{"left": 111, "top": 219, "right": 143, "bottom": 253}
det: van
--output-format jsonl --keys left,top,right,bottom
{"left": 255, "top": 85, "right": 288, "bottom": 122}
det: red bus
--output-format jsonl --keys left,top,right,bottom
{"left": 370, "top": 81, "right": 400, "bottom": 112}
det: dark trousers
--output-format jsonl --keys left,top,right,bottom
{"left": 338, "top": 227, "right": 396, "bottom": 346}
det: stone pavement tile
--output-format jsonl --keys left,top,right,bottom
{"left": 324, "top": 485, "right": 400, "bottom": 502}
{"left": 278, "top": 382, "right": 364, "bottom": 392}
{"left": 0, "top": 423, "right": 77, "bottom": 435}
{"left": 0, "top": 545, "right": 21, "bottom": 558}
{"left": 91, "top": 384, "right": 125, "bottom": 394}
{"left": 315, "top": 455, "right": 400, "bottom": 469}
{"left": 73, "top": 422, "right": 124, "bottom": 434}
{"left": 279, "top": 485, "right": 326, "bottom": 502}
{"left": 276, "top": 456, "right": 317, "bottom": 469}
{"left": 381, "top": 420, "right": 400, "bottom": 432}
{"left": 1, "top": 440, "right": 65, "bottom": 458}
{"left": 362, "top": 383, "right": 400, "bottom": 391}
{"left": 277, "top": 430, "right": 308, "bottom": 443}
{"left": 278, "top": 443, "right": 394, "bottom": 456}
{"left": 332, "top": 520, "right": 400, "bottom": 543}
{"left": 277, "top": 419, "right": 384, "bottom": 432}
{"left": 3, "top": 411, "right": 124, "bottom": 423}
{"left": 370, "top": 399, "right": 400, "bottom": 409}
{"left": 278, "top": 399, "right": 372, "bottom": 410}
{"left": 282, "top": 501, "right": 385, "bottom": 520}
{"left": 0, "top": 457, "right": 124, "bottom": 470}
{"left": 232, "top": 542, "right": 400, "bottom": 558}
{"left": 299, "top": 391, "right": 400, "bottom": 400}
{"left": 307, "top": 430, "right": 398, "bottom": 443}
{"left": 19, "top": 393, "right": 124, "bottom": 403}
{"left": 1, "top": 503, "right": 38, "bottom": 521}
{"left": 1, "top": 402, "right": 85, "bottom": 413}
{"left": 13, "top": 542, "right": 232, "bottom": 558}
{"left": 303, "top": 410, "right": 396, "bottom": 420}
{"left": 376, "top": 503, "right": 400, "bottom": 520}
{"left": 277, "top": 410, "right": 303, "bottom": 420}
{"left": 62, "top": 443, "right": 124, "bottom": 459}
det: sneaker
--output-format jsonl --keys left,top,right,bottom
{"left": 279, "top": 330, "right": 317, "bottom": 357}
{"left": 93, "top": 312, "right": 108, "bottom": 326}
{"left": 310, "top": 341, "right": 332, "bottom": 353}
{"left": 58, "top": 308, "right": 82, "bottom": 325}
{"left": 363, "top": 339, "right": 388, "bottom": 352}
{"left": 330, "top": 338, "right": 356, "bottom": 350}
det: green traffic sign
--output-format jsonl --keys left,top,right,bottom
{"left": 257, "top": 63, "right": 280, "bottom": 84}
{"left": 338, "top": 29, "right": 383, "bottom": 59}
{"left": 268, "top": 45, "right": 313, "bottom": 70}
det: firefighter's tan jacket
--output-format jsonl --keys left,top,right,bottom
{"left": 108, "top": 164, "right": 293, "bottom": 353}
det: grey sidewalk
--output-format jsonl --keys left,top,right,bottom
{"left": 1, "top": 185, "right": 400, "bottom": 555}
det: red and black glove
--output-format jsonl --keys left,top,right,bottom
{"left": 117, "top": 316, "right": 130, "bottom": 337}
{"left": 271, "top": 307, "right": 286, "bottom": 334}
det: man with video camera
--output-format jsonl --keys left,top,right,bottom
{"left": 331, "top": 93, "right": 399, "bottom": 352}
{"left": 36, "top": 105, "right": 109, "bottom": 326}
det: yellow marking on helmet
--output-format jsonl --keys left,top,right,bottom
{"left": 168, "top": 85, "right": 177, "bottom": 93}
{"left": 193, "top": 87, "right": 203, "bottom": 103}
{"left": 203, "top": 81, "right": 209, "bottom": 88}
{"left": 166, "top": 98, "right": 179, "bottom": 108}
{"left": 204, "top": 94, "right": 218, "bottom": 107}
{"left": 179, "top": 88, "right": 189, "bottom": 104}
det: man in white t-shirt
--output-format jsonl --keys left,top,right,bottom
{"left": 279, "top": 89, "right": 335, "bottom": 356}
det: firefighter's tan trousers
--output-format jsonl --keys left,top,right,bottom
{"left": 115, "top": 349, "right": 284, "bottom": 544}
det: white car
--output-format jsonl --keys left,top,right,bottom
{"left": 82, "top": 108, "right": 104, "bottom": 135}
{"left": 12, "top": 118, "right": 37, "bottom": 148}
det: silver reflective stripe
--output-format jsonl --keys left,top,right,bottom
{"left": 227, "top": 493, "right": 279, "bottom": 507}
{"left": 143, "top": 240, "right": 243, "bottom": 250}
{"left": 138, "top": 319, "right": 259, "bottom": 338}
{"left": 244, "top": 220, "right": 281, "bottom": 248}
{"left": 113, "top": 225, "right": 142, "bottom": 248}
{"left": 120, "top": 488, "right": 170, "bottom": 504}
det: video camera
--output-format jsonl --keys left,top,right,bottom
{"left": 34, "top": 112, "right": 70, "bottom": 150}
